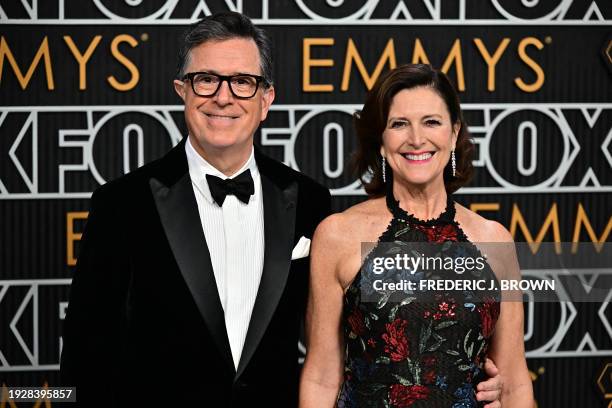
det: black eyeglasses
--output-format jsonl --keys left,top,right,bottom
{"left": 182, "top": 72, "right": 269, "bottom": 99}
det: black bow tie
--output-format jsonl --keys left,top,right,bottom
{"left": 206, "top": 169, "right": 254, "bottom": 206}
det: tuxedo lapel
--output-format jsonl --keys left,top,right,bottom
{"left": 236, "top": 153, "right": 298, "bottom": 378}
{"left": 149, "top": 141, "right": 235, "bottom": 374}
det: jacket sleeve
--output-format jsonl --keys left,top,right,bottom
{"left": 321, "top": 187, "right": 332, "bottom": 221}
{"left": 313, "top": 183, "right": 332, "bottom": 231}
{"left": 60, "top": 185, "right": 130, "bottom": 406}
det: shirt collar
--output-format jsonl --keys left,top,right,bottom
{"left": 185, "top": 136, "right": 260, "bottom": 205}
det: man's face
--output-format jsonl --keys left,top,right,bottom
{"left": 174, "top": 37, "right": 274, "bottom": 160}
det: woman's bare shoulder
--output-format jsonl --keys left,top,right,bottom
{"left": 314, "top": 197, "right": 389, "bottom": 249}
{"left": 313, "top": 197, "right": 390, "bottom": 288}
{"left": 455, "top": 203, "right": 514, "bottom": 243}
{"left": 343, "top": 196, "right": 387, "bottom": 218}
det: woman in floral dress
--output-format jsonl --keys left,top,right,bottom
{"left": 299, "top": 65, "right": 533, "bottom": 407}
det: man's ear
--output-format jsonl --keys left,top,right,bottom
{"left": 173, "top": 79, "right": 187, "bottom": 101}
{"left": 260, "top": 85, "right": 275, "bottom": 121}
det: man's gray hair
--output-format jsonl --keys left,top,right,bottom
{"left": 176, "top": 11, "right": 273, "bottom": 86}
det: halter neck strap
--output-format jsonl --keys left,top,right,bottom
{"left": 385, "top": 183, "right": 456, "bottom": 225}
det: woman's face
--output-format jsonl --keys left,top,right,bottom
{"left": 381, "top": 86, "right": 459, "bottom": 190}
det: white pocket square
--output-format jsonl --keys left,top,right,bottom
{"left": 291, "top": 236, "right": 311, "bottom": 260}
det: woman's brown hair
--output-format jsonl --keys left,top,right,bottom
{"left": 352, "top": 64, "right": 474, "bottom": 196}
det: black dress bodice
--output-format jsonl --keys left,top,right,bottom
{"left": 337, "top": 191, "right": 500, "bottom": 408}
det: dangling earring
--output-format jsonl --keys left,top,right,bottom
{"left": 451, "top": 150, "right": 456, "bottom": 177}
{"left": 382, "top": 156, "right": 386, "bottom": 183}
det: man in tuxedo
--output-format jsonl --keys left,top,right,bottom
{"left": 60, "top": 12, "right": 330, "bottom": 406}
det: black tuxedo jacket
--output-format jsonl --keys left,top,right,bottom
{"left": 60, "top": 139, "right": 331, "bottom": 406}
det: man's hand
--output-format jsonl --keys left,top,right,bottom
{"left": 476, "top": 358, "right": 503, "bottom": 408}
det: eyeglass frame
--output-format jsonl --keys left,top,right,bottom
{"left": 182, "top": 71, "right": 270, "bottom": 99}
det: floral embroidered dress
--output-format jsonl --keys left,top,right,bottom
{"left": 337, "top": 191, "right": 500, "bottom": 408}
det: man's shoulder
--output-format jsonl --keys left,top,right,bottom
{"left": 92, "top": 142, "right": 183, "bottom": 201}
{"left": 255, "top": 149, "right": 329, "bottom": 198}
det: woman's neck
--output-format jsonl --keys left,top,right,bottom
{"left": 391, "top": 177, "right": 448, "bottom": 220}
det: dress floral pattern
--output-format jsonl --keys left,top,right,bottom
{"left": 337, "top": 192, "right": 500, "bottom": 408}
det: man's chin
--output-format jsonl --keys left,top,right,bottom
{"left": 191, "top": 135, "right": 252, "bottom": 151}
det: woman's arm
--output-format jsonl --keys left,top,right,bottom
{"left": 486, "top": 222, "right": 535, "bottom": 407}
{"left": 299, "top": 215, "right": 347, "bottom": 407}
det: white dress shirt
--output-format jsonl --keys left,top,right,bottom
{"left": 185, "top": 137, "right": 265, "bottom": 369}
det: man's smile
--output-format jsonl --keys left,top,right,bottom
{"left": 203, "top": 112, "right": 239, "bottom": 120}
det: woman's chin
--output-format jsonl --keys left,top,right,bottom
{"left": 394, "top": 174, "right": 439, "bottom": 188}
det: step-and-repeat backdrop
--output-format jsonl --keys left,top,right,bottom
{"left": 1, "top": 1, "right": 611, "bottom": 406}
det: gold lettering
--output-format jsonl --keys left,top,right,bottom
{"left": 470, "top": 203, "right": 500, "bottom": 214}
{"left": 107, "top": 34, "right": 139, "bottom": 91}
{"left": 411, "top": 38, "right": 430, "bottom": 64}
{"left": 63, "top": 35, "right": 102, "bottom": 90}
{"left": 440, "top": 39, "right": 465, "bottom": 91}
{"left": 341, "top": 38, "right": 396, "bottom": 91}
{"left": 302, "top": 38, "right": 334, "bottom": 92}
{"left": 67, "top": 211, "right": 88, "bottom": 266}
{"left": 510, "top": 203, "right": 561, "bottom": 254}
{"left": 473, "top": 38, "right": 510, "bottom": 92}
{"left": 515, "top": 37, "right": 545, "bottom": 93}
{"left": 571, "top": 203, "right": 612, "bottom": 253}
{"left": 0, "top": 36, "right": 54, "bottom": 90}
